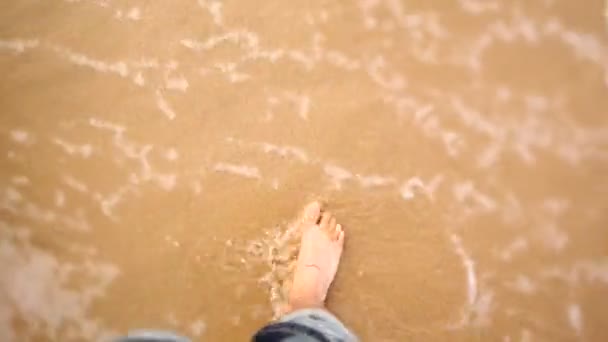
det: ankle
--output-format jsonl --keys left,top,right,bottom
{"left": 286, "top": 297, "right": 324, "bottom": 313}
{"left": 288, "top": 288, "right": 324, "bottom": 312}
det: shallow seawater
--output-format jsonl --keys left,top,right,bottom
{"left": 1, "top": 0, "right": 607, "bottom": 341}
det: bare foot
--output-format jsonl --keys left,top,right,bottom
{"left": 287, "top": 202, "right": 345, "bottom": 312}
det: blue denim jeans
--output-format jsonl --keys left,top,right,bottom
{"left": 117, "top": 308, "right": 357, "bottom": 342}
{"left": 253, "top": 308, "right": 358, "bottom": 341}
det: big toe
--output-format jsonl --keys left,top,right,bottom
{"left": 301, "top": 201, "right": 321, "bottom": 225}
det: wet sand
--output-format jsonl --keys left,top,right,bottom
{"left": 1, "top": 0, "right": 608, "bottom": 341}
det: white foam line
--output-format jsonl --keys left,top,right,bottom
{"left": 400, "top": 175, "right": 443, "bottom": 201}
{"left": 51, "top": 45, "right": 129, "bottom": 77}
{"left": 448, "top": 88, "right": 608, "bottom": 166}
{"left": 89, "top": 117, "right": 126, "bottom": 133}
{"left": 453, "top": 180, "right": 497, "bottom": 212}
{"left": 94, "top": 185, "right": 131, "bottom": 219}
{"left": 214, "top": 163, "right": 261, "bottom": 179}
{"left": 412, "top": 104, "right": 434, "bottom": 123}
{"left": 325, "top": 164, "right": 395, "bottom": 189}
{"left": 62, "top": 175, "right": 89, "bottom": 193}
{"left": 88, "top": 117, "right": 177, "bottom": 192}
{"left": 132, "top": 72, "right": 145, "bottom": 86}
{"left": 259, "top": 142, "right": 310, "bottom": 163}
{"left": 182, "top": 30, "right": 358, "bottom": 73}
{"left": 156, "top": 90, "right": 177, "bottom": 120}
{"left": 367, "top": 55, "right": 406, "bottom": 91}
{"left": 477, "top": 142, "right": 503, "bottom": 168}
{"left": 181, "top": 29, "right": 360, "bottom": 74}
{"left": 64, "top": 0, "right": 110, "bottom": 8}
{"left": 458, "top": 0, "right": 501, "bottom": 14}
{"left": 131, "top": 57, "right": 160, "bottom": 69}
{"left": 228, "top": 137, "right": 444, "bottom": 195}
{"left": 510, "top": 274, "right": 537, "bottom": 295}
{"left": 282, "top": 91, "right": 311, "bottom": 120}
{"left": 212, "top": 62, "right": 251, "bottom": 83}
{"left": 129, "top": 147, "right": 177, "bottom": 191}
{"left": 400, "top": 177, "right": 425, "bottom": 200}
{"left": 356, "top": 174, "right": 395, "bottom": 188}
{"left": 181, "top": 30, "right": 259, "bottom": 52}
{"left": 450, "top": 233, "right": 478, "bottom": 308}
{"left": 52, "top": 138, "right": 93, "bottom": 158}
{"left": 231, "top": 138, "right": 431, "bottom": 192}
{"left": 154, "top": 174, "right": 177, "bottom": 191}
{"left": 24, "top": 201, "right": 57, "bottom": 223}
{"left": 0, "top": 39, "right": 39, "bottom": 54}
{"left": 323, "top": 164, "right": 353, "bottom": 189}
{"left": 115, "top": 7, "right": 141, "bottom": 21}
{"left": 325, "top": 50, "right": 360, "bottom": 70}
{"left": 197, "top": 0, "right": 223, "bottom": 26}
{"left": 465, "top": 14, "right": 608, "bottom": 72}
{"left": 387, "top": 94, "right": 471, "bottom": 160}
{"left": 542, "top": 261, "right": 608, "bottom": 287}
{"left": 499, "top": 237, "right": 528, "bottom": 261}
{"left": 441, "top": 131, "right": 464, "bottom": 158}
{"left": 358, "top": 0, "right": 380, "bottom": 30}
{"left": 165, "top": 75, "right": 189, "bottom": 92}
{"left": 450, "top": 96, "right": 503, "bottom": 139}
{"left": 60, "top": 208, "right": 91, "bottom": 232}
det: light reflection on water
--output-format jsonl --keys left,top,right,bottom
{"left": 0, "top": 0, "right": 607, "bottom": 340}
